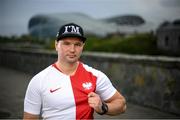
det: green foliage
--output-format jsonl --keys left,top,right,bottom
{"left": 84, "top": 33, "right": 160, "bottom": 55}
{"left": 0, "top": 34, "right": 45, "bottom": 49}
{"left": 0, "top": 35, "right": 44, "bottom": 44}
{"left": 44, "top": 38, "right": 56, "bottom": 50}
{"left": 0, "top": 33, "right": 175, "bottom": 56}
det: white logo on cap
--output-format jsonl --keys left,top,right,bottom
{"left": 63, "top": 25, "right": 81, "bottom": 35}
{"left": 56, "top": 32, "right": 59, "bottom": 37}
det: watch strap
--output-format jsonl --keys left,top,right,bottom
{"left": 98, "top": 102, "right": 108, "bottom": 115}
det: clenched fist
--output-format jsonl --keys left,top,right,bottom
{"left": 88, "top": 92, "right": 103, "bottom": 113}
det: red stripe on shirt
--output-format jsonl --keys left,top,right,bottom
{"left": 52, "top": 63, "right": 62, "bottom": 72}
{"left": 70, "top": 63, "right": 97, "bottom": 119}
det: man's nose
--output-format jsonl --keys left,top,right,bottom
{"left": 69, "top": 44, "right": 75, "bottom": 52}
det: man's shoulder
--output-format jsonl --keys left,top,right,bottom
{"left": 31, "top": 65, "right": 54, "bottom": 81}
{"left": 80, "top": 62, "right": 104, "bottom": 77}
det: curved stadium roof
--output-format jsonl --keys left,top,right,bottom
{"left": 28, "top": 13, "right": 117, "bottom": 38}
{"left": 28, "top": 12, "right": 155, "bottom": 39}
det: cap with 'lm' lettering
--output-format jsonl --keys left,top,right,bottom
{"left": 56, "top": 23, "right": 86, "bottom": 42}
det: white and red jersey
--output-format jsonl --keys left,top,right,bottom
{"left": 24, "top": 62, "right": 116, "bottom": 120}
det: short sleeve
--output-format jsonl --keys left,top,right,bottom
{"left": 24, "top": 76, "right": 42, "bottom": 115}
{"left": 95, "top": 72, "right": 117, "bottom": 101}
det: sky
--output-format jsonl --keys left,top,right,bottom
{"left": 0, "top": 0, "right": 180, "bottom": 36}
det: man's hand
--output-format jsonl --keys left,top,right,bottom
{"left": 88, "top": 92, "right": 103, "bottom": 113}
{"left": 88, "top": 91, "right": 126, "bottom": 116}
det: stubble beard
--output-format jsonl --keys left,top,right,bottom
{"left": 66, "top": 55, "right": 80, "bottom": 64}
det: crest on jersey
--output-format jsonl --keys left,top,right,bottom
{"left": 82, "top": 82, "right": 92, "bottom": 90}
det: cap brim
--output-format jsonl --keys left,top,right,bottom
{"left": 57, "top": 34, "right": 86, "bottom": 42}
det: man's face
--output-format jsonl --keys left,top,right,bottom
{"left": 55, "top": 37, "right": 85, "bottom": 64}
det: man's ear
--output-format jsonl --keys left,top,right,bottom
{"left": 55, "top": 40, "right": 58, "bottom": 51}
{"left": 82, "top": 42, "right": 85, "bottom": 49}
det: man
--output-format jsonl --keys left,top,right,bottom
{"left": 23, "top": 23, "right": 126, "bottom": 120}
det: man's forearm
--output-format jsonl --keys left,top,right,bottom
{"left": 23, "top": 112, "right": 40, "bottom": 120}
{"left": 105, "top": 97, "right": 126, "bottom": 115}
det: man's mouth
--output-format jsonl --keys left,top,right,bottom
{"left": 68, "top": 55, "right": 76, "bottom": 58}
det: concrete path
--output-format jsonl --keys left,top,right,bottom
{"left": 0, "top": 66, "right": 179, "bottom": 119}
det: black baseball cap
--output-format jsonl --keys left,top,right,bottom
{"left": 56, "top": 23, "right": 86, "bottom": 42}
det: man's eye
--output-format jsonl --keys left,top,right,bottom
{"left": 75, "top": 43, "right": 82, "bottom": 46}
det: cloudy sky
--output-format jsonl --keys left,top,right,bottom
{"left": 0, "top": 0, "right": 180, "bottom": 36}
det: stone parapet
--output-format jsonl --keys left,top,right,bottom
{"left": 0, "top": 48, "right": 180, "bottom": 115}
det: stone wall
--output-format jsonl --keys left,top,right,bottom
{"left": 0, "top": 48, "right": 180, "bottom": 115}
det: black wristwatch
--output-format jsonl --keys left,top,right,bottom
{"left": 98, "top": 102, "right": 108, "bottom": 115}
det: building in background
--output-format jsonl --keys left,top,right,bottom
{"left": 28, "top": 13, "right": 155, "bottom": 40}
{"left": 156, "top": 20, "right": 180, "bottom": 55}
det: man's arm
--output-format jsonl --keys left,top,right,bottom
{"left": 88, "top": 91, "right": 126, "bottom": 115}
{"left": 105, "top": 91, "right": 126, "bottom": 115}
{"left": 23, "top": 112, "right": 40, "bottom": 120}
